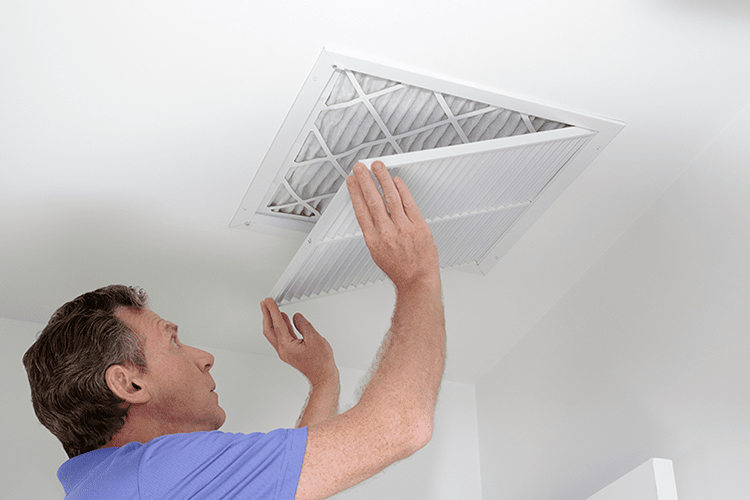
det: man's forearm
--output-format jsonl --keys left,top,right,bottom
{"left": 296, "top": 373, "right": 340, "bottom": 428}
{"left": 343, "top": 162, "right": 446, "bottom": 448}
{"left": 356, "top": 275, "right": 446, "bottom": 435}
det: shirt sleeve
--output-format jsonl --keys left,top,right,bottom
{"left": 137, "top": 427, "right": 307, "bottom": 500}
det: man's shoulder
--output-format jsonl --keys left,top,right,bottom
{"left": 139, "top": 427, "right": 307, "bottom": 470}
{"left": 144, "top": 428, "right": 297, "bottom": 453}
{"left": 59, "top": 428, "right": 307, "bottom": 499}
{"left": 139, "top": 428, "right": 307, "bottom": 498}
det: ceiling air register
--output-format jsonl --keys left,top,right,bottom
{"left": 231, "top": 48, "right": 624, "bottom": 305}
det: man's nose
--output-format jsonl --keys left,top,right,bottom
{"left": 191, "top": 346, "right": 215, "bottom": 372}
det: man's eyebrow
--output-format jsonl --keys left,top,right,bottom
{"left": 158, "top": 319, "right": 179, "bottom": 336}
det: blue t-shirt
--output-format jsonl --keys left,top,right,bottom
{"left": 57, "top": 427, "right": 307, "bottom": 499}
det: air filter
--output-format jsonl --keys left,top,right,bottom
{"left": 231, "top": 48, "right": 624, "bottom": 304}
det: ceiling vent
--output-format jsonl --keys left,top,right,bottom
{"left": 231, "top": 48, "right": 624, "bottom": 305}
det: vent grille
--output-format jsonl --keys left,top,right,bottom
{"left": 264, "top": 68, "right": 570, "bottom": 219}
{"left": 231, "top": 48, "right": 624, "bottom": 304}
{"left": 272, "top": 128, "right": 595, "bottom": 304}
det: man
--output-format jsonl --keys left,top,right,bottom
{"left": 23, "top": 161, "right": 446, "bottom": 499}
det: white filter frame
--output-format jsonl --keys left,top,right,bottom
{"left": 272, "top": 126, "right": 596, "bottom": 304}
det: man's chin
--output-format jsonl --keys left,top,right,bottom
{"left": 214, "top": 407, "right": 227, "bottom": 430}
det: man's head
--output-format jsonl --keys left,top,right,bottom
{"left": 106, "top": 306, "right": 225, "bottom": 441}
{"left": 22, "top": 285, "right": 225, "bottom": 458}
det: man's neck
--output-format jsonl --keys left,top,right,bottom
{"left": 101, "top": 412, "right": 216, "bottom": 449}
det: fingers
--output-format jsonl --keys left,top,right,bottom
{"left": 281, "top": 311, "right": 298, "bottom": 341}
{"left": 349, "top": 162, "right": 386, "bottom": 227}
{"left": 346, "top": 169, "right": 375, "bottom": 236}
{"left": 393, "top": 176, "right": 423, "bottom": 223}
{"left": 370, "top": 161, "right": 408, "bottom": 223}
{"left": 345, "top": 160, "right": 438, "bottom": 288}
{"left": 260, "top": 301, "right": 337, "bottom": 385}
{"left": 260, "top": 298, "right": 297, "bottom": 350}
{"left": 292, "top": 312, "right": 308, "bottom": 334}
{"left": 261, "top": 304, "right": 322, "bottom": 348}
{"left": 293, "top": 313, "right": 319, "bottom": 342}
{"left": 347, "top": 161, "right": 411, "bottom": 230}
{"left": 260, "top": 299, "right": 279, "bottom": 350}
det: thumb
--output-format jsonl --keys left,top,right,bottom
{"left": 292, "top": 313, "right": 318, "bottom": 341}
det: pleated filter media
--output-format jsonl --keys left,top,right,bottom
{"left": 231, "top": 48, "right": 624, "bottom": 304}
{"left": 264, "top": 69, "right": 569, "bottom": 220}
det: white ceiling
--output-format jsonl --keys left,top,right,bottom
{"left": 2, "top": 0, "right": 749, "bottom": 384}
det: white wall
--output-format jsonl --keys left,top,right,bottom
{"left": 476, "top": 101, "right": 750, "bottom": 499}
{"left": 585, "top": 459, "right": 678, "bottom": 500}
{"left": 2, "top": 317, "right": 481, "bottom": 499}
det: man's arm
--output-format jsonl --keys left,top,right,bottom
{"left": 261, "top": 301, "right": 340, "bottom": 428}
{"left": 295, "top": 375, "right": 339, "bottom": 428}
{"left": 293, "top": 161, "right": 446, "bottom": 500}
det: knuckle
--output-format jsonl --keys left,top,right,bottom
{"left": 366, "top": 195, "right": 381, "bottom": 209}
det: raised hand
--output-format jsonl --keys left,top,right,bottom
{"left": 345, "top": 161, "right": 440, "bottom": 291}
{"left": 260, "top": 298, "right": 338, "bottom": 388}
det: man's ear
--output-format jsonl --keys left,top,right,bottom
{"left": 105, "top": 364, "right": 151, "bottom": 404}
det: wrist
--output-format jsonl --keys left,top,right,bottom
{"left": 394, "top": 271, "right": 442, "bottom": 297}
{"left": 310, "top": 368, "right": 340, "bottom": 390}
